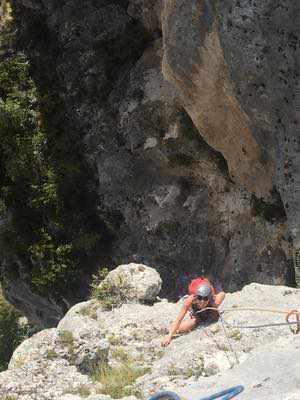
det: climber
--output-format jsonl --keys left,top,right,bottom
{"left": 161, "top": 278, "right": 225, "bottom": 347}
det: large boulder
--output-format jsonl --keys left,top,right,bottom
{"left": 10, "top": 304, "right": 109, "bottom": 374}
{"left": 57, "top": 301, "right": 109, "bottom": 372}
{"left": 98, "top": 263, "right": 162, "bottom": 303}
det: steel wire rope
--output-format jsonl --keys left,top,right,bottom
{"left": 194, "top": 305, "right": 300, "bottom": 366}
{"left": 194, "top": 306, "right": 300, "bottom": 332}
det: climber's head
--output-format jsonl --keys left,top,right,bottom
{"left": 196, "top": 282, "right": 212, "bottom": 302}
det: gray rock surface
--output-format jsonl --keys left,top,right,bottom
{"left": 98, "top": 263, "right": 162, "bottom": 302}
{"left": 57, "top": 302, "right": 110, "bottom": 373}
{"left": 2, "top": 278, "right": 63, "bottom": 328}
{"left": 178, "top": 335, "right": 300, "bottom": 400}
{"left": 217, "top": 0, "right": 300, "bottom": 248}
{"left": 1, "top": 281, "right": 300, "bottom": 399}
{"left": 162, "top": 0, "right": 275, "bottom": 198}
{"left": 0, "top": 359, "right": 96, "bottom": 400}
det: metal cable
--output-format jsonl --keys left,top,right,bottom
{"left": 222, "top": 320, "right": 300, "bottom": 330}
{"left": 218, "top": 313, "right": 240, "bottom": 365}
{"left": 194, "top": 305, "right": 300, "bottom": 367}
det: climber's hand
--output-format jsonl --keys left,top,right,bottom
{"left": 161, "top": 335, "right": 172, "bottom": 347}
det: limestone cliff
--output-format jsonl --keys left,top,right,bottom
{"left": 0, "top": 0, "right": 299, "bottom": 326}
{"left": 0, "top": 264, "right": 300, "bottom": 399}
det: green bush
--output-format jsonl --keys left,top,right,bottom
{"left": 0, "top": 293, "right": 28, "bottom": 371}
{"left": 0, "top": 20, "right": 111, "bottom": 300}
{"left": 90, "top": 268, "right": 131, "bottom": 310}
{"left": 0, "top": 45, "right": 78, "bottom": 295}
{"left": 64, "top": 385, "right": 91, "bottom": 397}
{"left": 92, "top": 361, "right": 149, "bottom": 399}
{"left": 0, "top": 396, "right": 17, "bottom": 400}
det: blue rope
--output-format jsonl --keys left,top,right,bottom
{"left": 148, "top": 385, "right": 244, "bottom": 400}
{"left": 148, "top": 391, "right": 181, "bottom": 400}
{"left": 198, "top": 385, "right": 244, "bottom": 400}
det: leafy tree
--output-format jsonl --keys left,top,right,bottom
{"left": 0, "top": 19, "right": 111, "bottom": 302}
{"left": 0, "top": 292, "right": 28, "bottom": 371}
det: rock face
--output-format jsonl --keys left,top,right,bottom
{"left": 179, "top": 334, "right": 300, "bottom": 400}
{"left": 2, "top": 279, "right": 63, "bottom": 328}
{"left": 216, "top": 0, "right": 300, "bottom": 247}
{"left": 98, "top": 263, "right": 162, "bottom": 302}
{"left": 0, "top": 271, "right": 300, "bottom": 399}
{"left": 162, "top": 0, "right": 275, "bottom": 198}
{"left": 2, "top": 0, "right": 298, "bottom": 324}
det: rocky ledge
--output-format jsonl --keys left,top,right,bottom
{"left": 0, "top": 264, "right": 299, "bottom": 400}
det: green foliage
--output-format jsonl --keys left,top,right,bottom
{"left": 112, "top": 348, "right": 132, "bottom": 363}
{"left": 168, "top": 354, "right": 205, "bottom": 380}
{"left": 0, "top": 396, "right": 17, "bottom": 400}
{"left": 78, "top": 301, "right": 98, "bottom": 320}
{"left": 90, "top": 267, "right": 109, "bottom": 302}
{"left": 77, "top": 385, "right": 91, "bottom": 397}
{"left": 0, "top": 293, "right": 28, "bottom": 371}
{"left": 107, "top": 333, "right": 123, "bottom": 346}
{"left": 228, "top": 329, "right": 242, "bottom": 341}
{"left": 90, "top": 267, "right": 110, "bottom": 286}
{"left": 167, "top": 363, "right": 179, "bottom": 377}
{"left": 0, "top": 0, "right": 12, "bottom": 29}
{"left": 90, "top": 268, "right": 131, "bottom": 310}
{"left": 29, "top": 229, "right": 73, "bottom": 289}
{"left": 65, "top": 385, "right": 91, "bottom": 397}
{"left": 92, "top": 360, "right": 150, "bottom": 399}
{"left": 12, "top": 354, "right": 25, "bottom": 369}
{"left": 58, "top": 329, "right": 75, "bottom": 363}
{"left": 0, "top": 47, "right": 77, "bottom": 294}
{"left": 218, "top": 343, "right": 230, "bottom": 352}
{"left": 58, "top": 329, "right": 74, "bottom": 348}
{"left": 46, "top": 348, "right": 58, "bottom": 360}
{"left": 0, "top": 23, "right": 111, "bottom": 299}
{"left": 168, "top": 363, "right": 198, "bottom": 380}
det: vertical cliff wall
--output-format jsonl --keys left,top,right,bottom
{"left": 0, "top": 0, "right": 298, "bottom": 326}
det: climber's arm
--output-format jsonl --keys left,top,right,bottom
{"left": 161, "top": 296, "right": 193, "bottom": 347}
{"left": 214, "top": 291, "right": 225, "bottom": 307}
